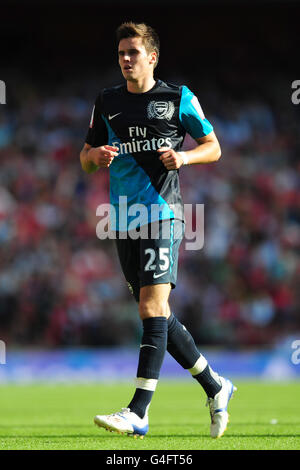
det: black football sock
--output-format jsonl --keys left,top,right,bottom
{"left": 128, "top": 316, "right": 167, "bottom": 419}
{"left": 127, "top": 388, "right": 154, "bottom": 420}
{"left": 167, "top": 313, "right": 200, "bottom": 368}
{"left": 167, "top": 313, "right": 222, "bottom": 398}
{"left": 193, "top": 365, "right": 222, "bottom": 398}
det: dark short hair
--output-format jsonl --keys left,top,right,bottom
{"left": 116, "top": 22, "right": 160, "bottom": 68}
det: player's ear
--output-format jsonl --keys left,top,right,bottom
{"left": 149, "top": 51, "right": 157, "bottom": 66}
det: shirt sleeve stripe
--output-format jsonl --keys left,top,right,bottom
{"left": 179, "top": 85, "right": 213, "bottom": 138}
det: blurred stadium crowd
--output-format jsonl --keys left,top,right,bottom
{"left": 0, "top": 70, "right": 299, "bottom": 349}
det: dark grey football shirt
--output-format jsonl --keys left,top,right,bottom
{"left": 86, "top": 79, "right": 213, "bottom": 230}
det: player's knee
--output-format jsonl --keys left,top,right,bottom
{"left": 138, "top": 299, "right": 168, "bottom": 320}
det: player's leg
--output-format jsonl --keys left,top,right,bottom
{"left": 106, "top": 221, "right": 174, "bottom": 435}
{"left": 120, "top": 220, "right": 180, "bottom": 430}
{"left": 165, "top": 304, "right": 222, "bottom": 397}
{"left": 94, "top": 283, "right": 170, "bottom": 438}
{"left": 126, "top": 283, "right": 170, "bottom": 421}
{"left": 165, "top": 305, "right": 236, "bottom": 437}
{"left": 94, "top": 227, "right": 171, "bottom": 437}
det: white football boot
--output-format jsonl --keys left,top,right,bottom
{"left": 206, "top": 376, "right": 237, "bottom": 438}
{"left": 94, "top": 408, "right": 149, "bottom": 439}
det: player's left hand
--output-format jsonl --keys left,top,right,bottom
{"left": 158, "top": 147, "right": 184, "bottom": 170}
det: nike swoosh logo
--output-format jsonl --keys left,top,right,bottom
{"left": 153, "top": 271, "right": 168, "bottom": 279}
{"left": 140, "top": 344, "right": 157, "bottom": 349}
{"left": 108, "top": 112, "right": 122, "bottom": 120}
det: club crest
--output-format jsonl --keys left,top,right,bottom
{"left": 147, "top": 101, "right": 175, "bottom": 120}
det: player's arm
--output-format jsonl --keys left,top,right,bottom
{"left": 80, "top": 93, "right": 119, "bottom": 174}
{"left": 185, "top": 131, "right": 221, "bottom": 164}
{"left": 80, "top": 143, "right": 119, "bottom": 174}
{"left": 159, "top": 85, "right": 221, "bottom": 170}
{"left": 158, "top": 131, "right": 221, "bottom": 170}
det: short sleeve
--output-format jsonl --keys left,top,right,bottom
{"left": 85, "top": 93, "right": 108, "bottom": 147}
{"left": 179, "top": 86, "right": 213, "bottom": 139}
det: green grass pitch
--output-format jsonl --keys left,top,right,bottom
{"left": 0, "top": 381, "right": 299, "bottom": 450}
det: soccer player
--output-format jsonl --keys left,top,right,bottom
{"left": 80, "top": 22, "right": 236, "bottom": 439}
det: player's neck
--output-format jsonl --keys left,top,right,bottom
{"left": 126, "top": 76, "right": 156, "bottom": 94}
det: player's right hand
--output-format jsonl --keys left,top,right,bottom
{"left": 89, "top": 145, "right": 119, "bottom": 168}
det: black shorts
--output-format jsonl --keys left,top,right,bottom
{"left": 115, "top": 219, "right": 185, "bottom": 302}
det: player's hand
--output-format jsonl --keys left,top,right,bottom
{"left": 157, "top": 147, "right": 185, "bottom": 170}
{"left": 88, "top": 145, "right": 119, "bottom": 168}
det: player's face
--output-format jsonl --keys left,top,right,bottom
{"left": 118, "top": 37, "right": 156, "bottom": 82}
